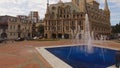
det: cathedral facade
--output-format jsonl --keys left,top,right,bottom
{"left": 44, "top": 0, "right": 111, "bottom": 39}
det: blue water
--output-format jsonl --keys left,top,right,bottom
{"left": 46, "top": 46, "right": 118, "bottom": 68}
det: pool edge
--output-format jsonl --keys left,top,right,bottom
{"left": 35, "top": 46, "right": 72, "bottom": 68}
{"left": 36, "top": 44, "right": 117, "bottom": 68}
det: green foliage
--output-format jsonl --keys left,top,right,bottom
{"left": 37, "top": 24, "right": 44, "bottom": 36}
{"left": 111, "top": 23, "right": 120, "bottom": 33}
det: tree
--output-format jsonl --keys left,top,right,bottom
{"left": 37, "top": 24, "right": 44, "bottom": 37}
{"left": 111, "top": 23, "right": 120, "bottom": 34}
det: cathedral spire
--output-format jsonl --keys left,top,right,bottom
{"left": 46, "top": 0, "right": 49, "bottom": 14}
{"left": 47, "top": 0, "right": 49, "bottom": 7}
{"left": 104, "top": 0, "right": 109, "bottom": 11}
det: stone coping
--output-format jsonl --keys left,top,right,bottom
{"left": 36, "top": 46, "right": 72, "bottom": 68}
{"left": 36, "top": 44, "right": 117, "bottom": 68}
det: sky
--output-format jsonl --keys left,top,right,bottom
{"left": 0, "top": 0, "right": 120, "bottom": 25}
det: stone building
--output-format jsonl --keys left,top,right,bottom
{"left": 28, "top": 11, "right": 39, "bottom": 23}
{"left": 28, "top": 11, "right": 40, "bottom": 37}
{"left": 0, "top": 15, "right": 33, "bottom": 39}
{"left": 44, "top": 0, "right": 111, "bottom": 39}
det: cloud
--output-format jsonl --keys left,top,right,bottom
{"left": 0, "top": 0, "right": 120, "bottom": 25}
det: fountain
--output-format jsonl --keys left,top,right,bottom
{"left": 37, "top": 14, "right": 119, "bottom": 68}
{"left": 84, "top": 13, "right": 93, "bottom": 53}
{"left": 75, "top": 25, "right": 81, "bottom": 44}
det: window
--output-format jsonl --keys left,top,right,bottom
{"left": 48, "top": 27, "right": 50, "bottom": 30}
{"left": 58, "top": 26, "right": 60, "bottom": 30}
{"left": 48, "top": 21, "right": 50, "bottom": 25}
{"left": 52, "top": 12, "right": 54, "bottom": 15}
{"left": 64, "top": 9, "right": 66, "bottom": 14}
{"left": 52, "top": 6, "right": 56, "bottom": 10}
{"left": 60, "top": 9, "right": 62, "bottom": 14}
{"left": 60, "top": 15, "right": 62, "bottom": 17}
{"left": 77, "top": 14, "right": 79, "bottom": 18}
{"left": 81, "top": 26, "right": 83, "bottom": 30}
{"left": 57, "top": 21, "right": 60, "bottom": 25}
{"left": 78, "top": 21, "right": 81, "bottom": 25}
{"left": 64, "top": 15, "right": 65, "bottom": 18}
{"left": 10, "top": 33, "right": 12, "bottom": 36}
{"left": 18, "top": 25, "right": 21, "bottom": 29}
{"left": 81, "top": 14, "right": 82, "bottom": 17}
{"left": 67, "top": 15, "right": 69, "bottom": 18}
{"left": 66, "top": 26, "right": 69, "bottom": 30}
{"left": 71, "top": 21, "right": 75, "bottom": 25}
{"left": 10, "top": 25, "right": 12, "bottom": 29}
{"left": 14, "top": 25, "right": 15, "bottom": 29}
{"left": 25, "top": 27, "right": 26, "bottom": 30}
{"left": 73, "top": 15, "right": 75, "bottom": 18}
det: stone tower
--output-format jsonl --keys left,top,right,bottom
{"left": 79, "top": 0, "right": 87, "bottom": 13}
{"left": 72, "top": 0, "right": 87, "bottom": 13}
{"left": 72, "top": 0, "right": 80, "bottom": 6}
{"left": 46, "top": 0, "right": 49, "bottom": 14}
{"left": 45, "top": 0, "right": 50, "bottom": 19}
{"left": 104, "top": 0, "right": 111, "bottom": 32}
{"left": 104, "top": 0, "right": 110, "bottom": 18}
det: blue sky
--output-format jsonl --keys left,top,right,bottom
{"left": 0, "top": 0, "right": 120, "bottom": 25}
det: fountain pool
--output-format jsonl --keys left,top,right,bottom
{"left": 45, "top": 45, "right": 118, "bottom": 68}
{"left": 36, "top": 13, "right": 117, "bottom": 68}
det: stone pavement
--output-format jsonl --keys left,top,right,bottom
{"left": 0, "top": 40, "right": 73, "bottom": 68}
{"left": 0, "top": 40, "right": 120, "bottom": 68}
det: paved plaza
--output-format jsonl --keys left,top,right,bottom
{"left": 0, "top": 40, "right": 120, "bottom": 68}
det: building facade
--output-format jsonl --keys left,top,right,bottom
{"left": 0, "top": 15, "right": 33, "bottom": 39}
{"left": 28, "top": 11, "right": 39, "bottom": 23}
{"left": 44, "top": 0, "right": 111, "bottom": 39}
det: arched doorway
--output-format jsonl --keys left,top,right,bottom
{"left": 1, "top": 32, "right": 7, "bottom": 39}
{"left": 58, "top": 34, "right": 62, "bottom": 39}
{"left": 52, "top": 34, "right": 56, "bottom": 39}
{"left": 45, "top": 34, "right": 47, "bottom": 38}
{"left": 64, "top": 34, "right": 69, "bottom": 39}
{"left": 28, "top": 33, "right": 31, "bottom": 37}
